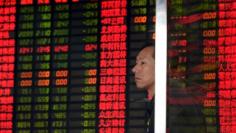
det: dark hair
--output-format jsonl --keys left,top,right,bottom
{"left": 140, "top": 44, "right": 155, "bottom": 59}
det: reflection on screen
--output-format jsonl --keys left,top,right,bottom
{"left": 168, "top": 1, "right": 236, "bottom": 133}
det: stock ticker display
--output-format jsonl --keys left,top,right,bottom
{"left": 167, "top": 0, "right": 236, "bottom": 133}
{"left": 0, "top": 0, "right": 155, "bottom": 133}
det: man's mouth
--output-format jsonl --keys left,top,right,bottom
{"left": 135, "top": 77, "right": 142, "bottom": 81}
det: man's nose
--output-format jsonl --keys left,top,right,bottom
{"left": 132, "top": 65, "right": 138, "bottom": 73}
{"left": 132, "top": 66, "right": 136, "bottom": 73}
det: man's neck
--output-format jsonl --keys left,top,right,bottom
{"left": 147, "top": 85, "right": 154, "bottom": 101}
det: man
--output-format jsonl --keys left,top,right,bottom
{"left": 132, "top": 45, "right": 155, "bottom": 133}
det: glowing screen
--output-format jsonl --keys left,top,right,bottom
{"left": 167, "top": 0, "right": 236, "bottom": 133}
{"left": 0, "top": 0, "right": 155, "bottom": 133}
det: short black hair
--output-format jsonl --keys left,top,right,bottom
{"left": 140, "top": 44, "right": 155, "bottom": 59}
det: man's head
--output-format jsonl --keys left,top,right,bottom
{"left": 132, "top": 45, "right": 155, "bottom": 91}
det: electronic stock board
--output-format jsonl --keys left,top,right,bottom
{"left": 0, "top": 0, "right": 155, "bottom": 133}
{"left": 168, "top": 0, "right": 236, "bottom": 133}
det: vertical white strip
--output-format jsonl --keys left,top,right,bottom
{"left": 155, "top": 0, "right": 167, "bottom": 133}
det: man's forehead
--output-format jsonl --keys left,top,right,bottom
{"left": 136, "top": 47, "right": 154, "bottom": 60}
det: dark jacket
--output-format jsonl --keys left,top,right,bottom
{"left": 146, "top": 97, "right": 154, "bottom": 133}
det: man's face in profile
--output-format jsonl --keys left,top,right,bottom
{"left": 132, "top": 46, "right": 155, "bottom": 90}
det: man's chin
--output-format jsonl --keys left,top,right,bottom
{"left": 136, "top": 85, "right": 146, "bottom": 90}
